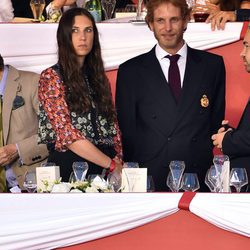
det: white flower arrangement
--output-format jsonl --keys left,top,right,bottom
{"left": 39, "top": 176, "right": 115, "bottom": 193}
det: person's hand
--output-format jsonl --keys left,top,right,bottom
{"left": 206, "top": 11, "right": 236, "bottom": 31}
{"left": 113, "top": 156, "right": 123, "bottom": 174}
{"left": 211, "top": 120, "right": 232, "bottom": 148}
{"left": 0, "top": 144, "right": 18, "bottom": 166}
{"left": 216, "top": 119, "right": 230, "bottom": 133}
{"left": 205, "top": 1, "right": 220, "bottom": 15}
{"left": 211, "top": 132, "right": 226, "bottom": 148}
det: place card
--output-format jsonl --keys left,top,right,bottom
{"left": 36, "top": 166, "right": 60, "bottom": 192}
{"left": 121, "top": 168, "right": 147, "bottom": 192}
{"left": 222, "top": 160, "right": 230, "bottom": 192}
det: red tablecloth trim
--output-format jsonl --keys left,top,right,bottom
{"left": 178, "top": 192, "right": 196, "bottom": 211}
{"left": 240, "top": 22, "right": 249, "bottom": 40}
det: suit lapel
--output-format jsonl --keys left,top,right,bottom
{"left": 142, "top": 47, "right": 177, "bottom": 107}
{"left": 140, "top": 48, "right": 178, "bottom": 135}
{"left": 237, "top": 98, "right": 250, "bottom": 129}
{"left": 173, "top": 47, "right": 205, "bottom": 131}
{"left": 3, "top": 66, "right": 20, "bottom": 144}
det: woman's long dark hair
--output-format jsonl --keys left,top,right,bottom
{"left": 57, "top": 7, "right": 115, "bottom": 122}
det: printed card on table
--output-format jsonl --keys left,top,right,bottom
{"left": 36, "top": 166, "right": 60, "bottom": 192}
{"left": 121, "top": 168, "right": 147, "bottom": 192}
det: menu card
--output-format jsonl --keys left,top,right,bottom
{"left": 121, "top": 168, "right": 147, "bottom": 192}
{"left": 222, "top": 160, "right": 230, "bottom": 192}
{"left": 36, "top": 166, "right": 60, "bottom": 192}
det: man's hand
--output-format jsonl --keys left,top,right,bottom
{"left": 211, "top": 120, "right": 232, "bottom": 149}
{"left": 206, "top": 11, "right": 236, "bottom": 31}
{"left": 0, "top": 144, "right": 18, "bottom": 166}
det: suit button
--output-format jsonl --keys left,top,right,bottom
{"left": 167, "top": 137, "right": 171, "bottom": 141}
{"left": 152, "top": 115, "right": 157, "bottom": 119}
{"left": 192, "top": 137, "right": 197, "bottom": 142}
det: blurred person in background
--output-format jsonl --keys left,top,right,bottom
{"left": 205, "top": 0, "right": 250, "bottom": 30}
{"left": 212, "top": 24, "right": 250, "bottom": 192}
{"left": 0, "top": 54, "right": 48, "bottom": 192}
{"left": 46, "top": 0, "right": 85, "bottom": 21}
{"left": 0, "top": 0, "right": 14, "bottom": 22}
{"left": 38, "top": 8, "right": 123, "bottom": 181}
{"left": 11, "top": 0, "right": 51, "bottom": 18}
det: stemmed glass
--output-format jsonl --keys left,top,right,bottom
{"left": 40, "top": 162, "right": 56, "bottom": 167}
{"left": 123, "top": 162, "right": 139, "bottom": 168}
{"left": 72, "top": 162, "right": 89, "bottom": 182}
{"left": 136, "top": 0, "right": 144, "bottom": 20}
{"left": 166, "top": 160, "right": 185, "bottom": 192}
{"left": 30, "top": 0, "right": 45, "bottom": 20}
{"left": 107, "top": 173, "right": 121, "bottom": 192}
{"left": 206, "top": 165, "right": 222, "bottom": 192}
{"left": 229, "top": 168, "right": 248, "bottom": 193}
{"left": 213, "top": 155, "right": 230, "bottom": 192}
{"left": 23, "top": 171, "right": 37, "bottom": 193}
{"left": 101, "top": 0, "right": 116, "bottom": 20}
{"left": 205, "top": 168, "right": 216, "bottom": 192}
{"left": 181, "top": 173, "right": 200, "bottom": 192}
{"left": 147, "top": 175, "right": 155, "bottom": 192}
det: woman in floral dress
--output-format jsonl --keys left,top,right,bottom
{"left": 38, "top": 7, "right": 123, "bottom": 181}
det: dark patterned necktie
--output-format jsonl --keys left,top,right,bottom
{"left": 166, "top": 54, "right": 181, "bottom": 102}
{"left": 0, "top": 95, "right": 7, "bottom": 192}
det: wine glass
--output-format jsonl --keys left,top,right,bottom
{"left": 181, "top": 173, "right": 200, "bottom": 192}
{"left": 69, "top": 172, "right": 76, "bottom": 183}
{"left": 193, "top": 0, "right": 209, "bottom": 22}
{"left": 72, "top": 162, "right": 89, "bottom": 182}
{"left": 207, "top": 165, "right": 222, "bottom": 192}
{"left": 213, "top": 155, "right": 229, "bottom": 168}
{"left": 166, "top": 171, "right": 180, "bottom": 192}
{"left": 136, "top": 0, "right": 144, "bottom": 20}
{"left": 30, "top": 0, "right": 45, "bottom": 20}
{"left": 147, "top": 175, "right": 155, "bottom": 192}
{"left": 123, "top": 162, "right": 139, "bottom": 168}
{"left": 40, "top": 162, "right": 56, "bottom": 167}
{"left": 229, "top": 168, "right": 248, "bottom": 193}
{"left": 107, "top": 172, "right": 121, "bottom": 192}
{"left": 205, "top": 168, "right": 216, "bottom": 192}
{"left": 101, "top": 0, "right": 116, "bottom": 20}
{"left": 168, "top": 160, "right": 185, "bottom": 191}
{"left": 23, "top": 171, "right": 37, "bottom": 193}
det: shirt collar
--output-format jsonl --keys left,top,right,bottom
{"left": 155, "top": 42, "right": 188, "bottom": 61}
{"left": 0, "top": 65, "right": 8, "bottom": 96}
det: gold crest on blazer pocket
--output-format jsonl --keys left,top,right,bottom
{"left": 200, "top": 95, "right": 209, "bottom": 108}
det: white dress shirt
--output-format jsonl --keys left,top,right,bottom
{"left": 155, "top": 42, "right": 188, "bottom": 88}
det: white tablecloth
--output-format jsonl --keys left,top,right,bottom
{"left": 0, "top": 193, "right": 249, "bottom": 250}
{"left": 0, "top": 22, "right": 243, "bottom": 73}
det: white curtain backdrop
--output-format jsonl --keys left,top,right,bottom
{"left": 0, "top": 22, "right": 243, "bottom": 73}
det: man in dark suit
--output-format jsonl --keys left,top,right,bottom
{"left": 116, "top": 0, "right": 226, "bottom": 191}
{"left": 212, "top": 24, "right": 250, "bottom": 192}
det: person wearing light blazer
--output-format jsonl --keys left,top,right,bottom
{"left": 0, "top": 54, "right": 48, "bottom": 192}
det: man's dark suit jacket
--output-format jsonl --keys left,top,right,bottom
{"left": 223, "top": 100, "right": 250, "bottom": 191}
{"left": 116, "top": 46, "right": 226, "bottom": 191}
